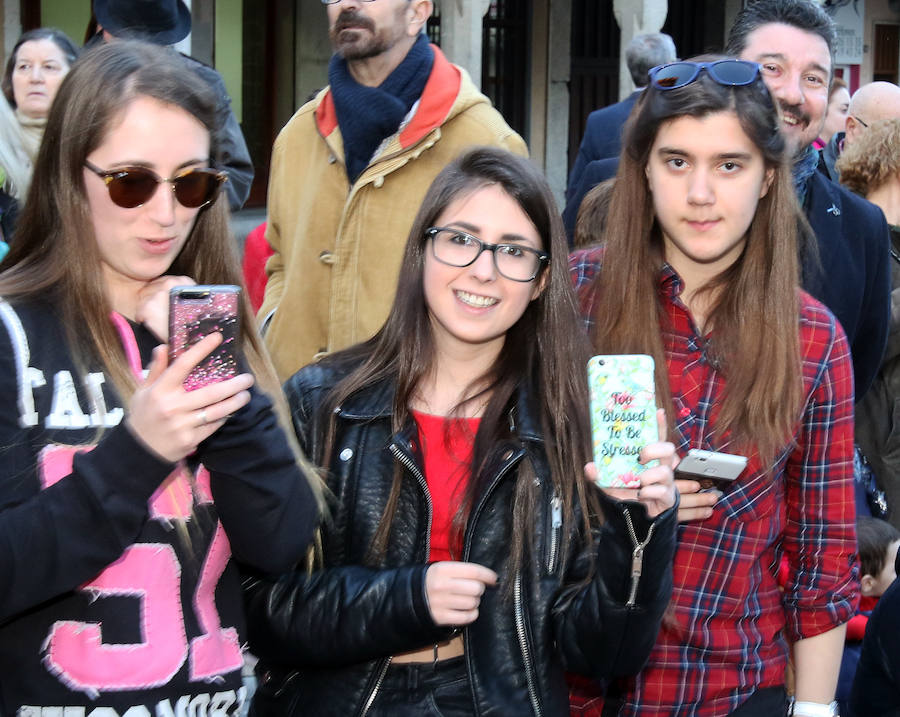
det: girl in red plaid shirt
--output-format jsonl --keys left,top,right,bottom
{"left": 569, "top": 57, "right": 858, "bottom": 717}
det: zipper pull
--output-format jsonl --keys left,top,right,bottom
{"left": 631, "top": 545, "right": 644, "bottom": 580}
{"left": 551, "top": 495, "right": 562, "bottom": 528}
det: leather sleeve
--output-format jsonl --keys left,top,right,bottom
{"left": 243, "top": 562, "right": 453, "bottom": 667}
{"left": 551, "top": 495, "right": 677, "bottom": 679}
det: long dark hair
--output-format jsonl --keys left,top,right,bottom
{"left": 588, "top": 62, "right": 804, "bottom": 466}
{"left": 318, "top": 147, "right": 598, "bottom": 583}
{"left": 0, "top": 40, "right": 323, "bottom": 509}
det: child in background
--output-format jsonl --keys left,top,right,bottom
{"left": 837, "top": 517, "right": 900, "bottom": 716}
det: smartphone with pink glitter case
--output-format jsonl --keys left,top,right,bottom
{"left": 168, "top": 285, "right": 241, "bottom": 391}
{"left": 588, "top": 354, "right": 658, "bottom": 488}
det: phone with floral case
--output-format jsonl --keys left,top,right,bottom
{"left": 587, "top": 354, "right": 658, "bottom": 488}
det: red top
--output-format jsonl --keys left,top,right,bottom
{"left": 411, "top": 411, "right": 479, "bottom": 562}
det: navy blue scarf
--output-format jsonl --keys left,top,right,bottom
{"left": 792, "top": 145, "right": 820, "bottom": 205}
{"left": 329, "top": 34, "right": 434, "bottom": 185}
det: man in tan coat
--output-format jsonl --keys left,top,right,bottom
{"left": 259, "top": 0, "right": 527, "bottom": 379}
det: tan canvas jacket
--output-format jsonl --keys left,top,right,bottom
{"left": 259, "top": 46, "right": 528, "bottom": 380}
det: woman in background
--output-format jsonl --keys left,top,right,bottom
{"left": 815, "top": 76, "right": 849, "bottom": 149}
{"left": 0, "top": 27, "right": 78, "bottom": 230}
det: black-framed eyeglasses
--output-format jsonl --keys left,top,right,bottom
{"left": 853, "top": 115, "right": 869, "bottom": 128}
{"left": 84, "top": 160, "right": 227, "bottom": 209}
{"left": 648, "top": 60, "right": 761, "bottom": 91}
{"left": 426, "top": 227, "right": 549, "bottom": 282}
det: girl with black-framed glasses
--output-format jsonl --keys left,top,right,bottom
{"left": 243, "top": 147, "right": 679, "bottom": 716}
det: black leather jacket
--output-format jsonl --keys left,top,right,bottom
{"left": 244, "top": 359, "right": 677, "bottom": 717}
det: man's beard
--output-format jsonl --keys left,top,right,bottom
{"left": 330, "top": 8, "right": 397, "bottom": 60}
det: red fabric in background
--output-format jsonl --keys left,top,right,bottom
{"left": 242, "top": 221, "right": 273, "bottom": 312}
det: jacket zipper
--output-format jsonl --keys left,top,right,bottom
{"left": 458, "top": 447, "right": 524, "bottom": 717}
{"left": 388, "top": 443, "right": 434, "bottom": 560}
{"left": 621, "top": 506, "right": 656, "bottom": 607}
{"left": 462, "top": 448, "right": 523, "bottom": 562}
{"left": 358, "top": 658, "right": 391, "bottom": 717}
{"left": 514, "top": 572, "right": 543, "bottom": 716}
{"left": 547, "top": 494, "right": 562, "bottom": 574}
{"left": 356, "top": 444, "right": 434, "bottom": 717}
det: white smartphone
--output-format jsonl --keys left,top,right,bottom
{"left": 677, "top": 448, "right": 747, "bottom": 488}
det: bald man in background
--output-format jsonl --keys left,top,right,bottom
{"left": 820, "top": 81, "right": 900, "bottom": 181}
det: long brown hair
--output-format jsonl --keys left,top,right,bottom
{"left": 587, "top": 64, "right": 804, "bottom": 465}
{"left": 0, "top": 40, "right": 323, "bottom": 510}
{"left": 318, "top": 148, "right": 598, "bottom": 584}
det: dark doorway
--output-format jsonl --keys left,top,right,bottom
{"left": 482, "top": 0, "right": 532, "bottom": 141}
{"left": 873, "top": 23, "right": 899, "bottom": 83}
{"left": 662, "top": 0, "right": 727, "bottom": 58}
{"left": 568, "top": 0, "right": 618, "bottom": 171}
{"left": 241, "top": 0, "right": 285, "bottom": 207}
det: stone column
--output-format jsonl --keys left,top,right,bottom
{"left": 2, "top": 1, "right": 20, "bottom": 62}
{"left": 613, "top": 0, "right": 668, "bottom": 100}
{"left": 438, "top": 0, "right": 492, "bottom": 89}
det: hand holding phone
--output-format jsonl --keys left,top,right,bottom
{"left": 588, "top": 354, "right": 658, "bottom": 488}
{"left": 169, "top": 285, "right": 241, "bottom": 391}
{"left": 676, "top": 449, "right": 747, "bottom": 490}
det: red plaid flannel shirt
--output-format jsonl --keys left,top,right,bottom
{"left": 569, "top": 248, "right": 859, "bottom": 717}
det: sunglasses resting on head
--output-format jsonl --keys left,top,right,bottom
{"left": 648, "top": 59, "right": 762, "bottom": 91}
{"left": 84, "top": 161, "right": 228, "bottom": 209}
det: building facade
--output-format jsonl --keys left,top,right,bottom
{"left": 6, "top": 0, "right": 900, "bottom": 205}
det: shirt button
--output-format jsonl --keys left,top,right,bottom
{"left": 328, "top": 154, "right": 337, "bottom": 164}
{"left": 319, "top": 250, "right": 336, "bottom": 265}
{"left": 339, "top": 448, "right": 354, "bottom": 461}
{"left": 373, "top": 175, "right": 385, "bottom": 188}
{"left": 679, "top": 407, "right": 691, "bottom": 419}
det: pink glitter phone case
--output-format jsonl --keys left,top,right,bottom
{"left": 168, "top": 285, "right": 241, "bottom": 391}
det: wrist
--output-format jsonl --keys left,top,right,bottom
{"left": 789, "top": 699, "right": 839, "bottom": 717}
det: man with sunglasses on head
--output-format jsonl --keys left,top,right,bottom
{"left": 726, "top": 0, "right": 891, "bottom": 413}
{"left": 818, "top": 81, "right": 900, "bottom": 182}
{"left": 720, "top": 3, "right": 888, "bottom": 717}
{"left": 257, "top": 0, "right": 526, "bottom": 380}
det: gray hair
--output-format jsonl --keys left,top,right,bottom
{"left": 626, "top": 33, "right": 677, "bottom": 87}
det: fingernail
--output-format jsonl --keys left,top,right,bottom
{"left": 711, "top": 490, "right": 724, "bottom": 500}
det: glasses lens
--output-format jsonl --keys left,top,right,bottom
{"left": 107, "top": 170, "right": 159, "bottom": 208}
{"left": 431, "top": 229, "right": 480, "bottom": 266}
{"left": 430, "top": 229, "right": 541, "bottom": 281}
{"left": 651, "top": 62, "right": 698, "bottom": 90}
{"left": 173, "top": 170, "right": 221, "bottom": 208}
{"left": 494, "top": 245, "right": 540, "bottom": 281}
{"left": 708, "top": 60, "right": 758, "bottom": 86}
